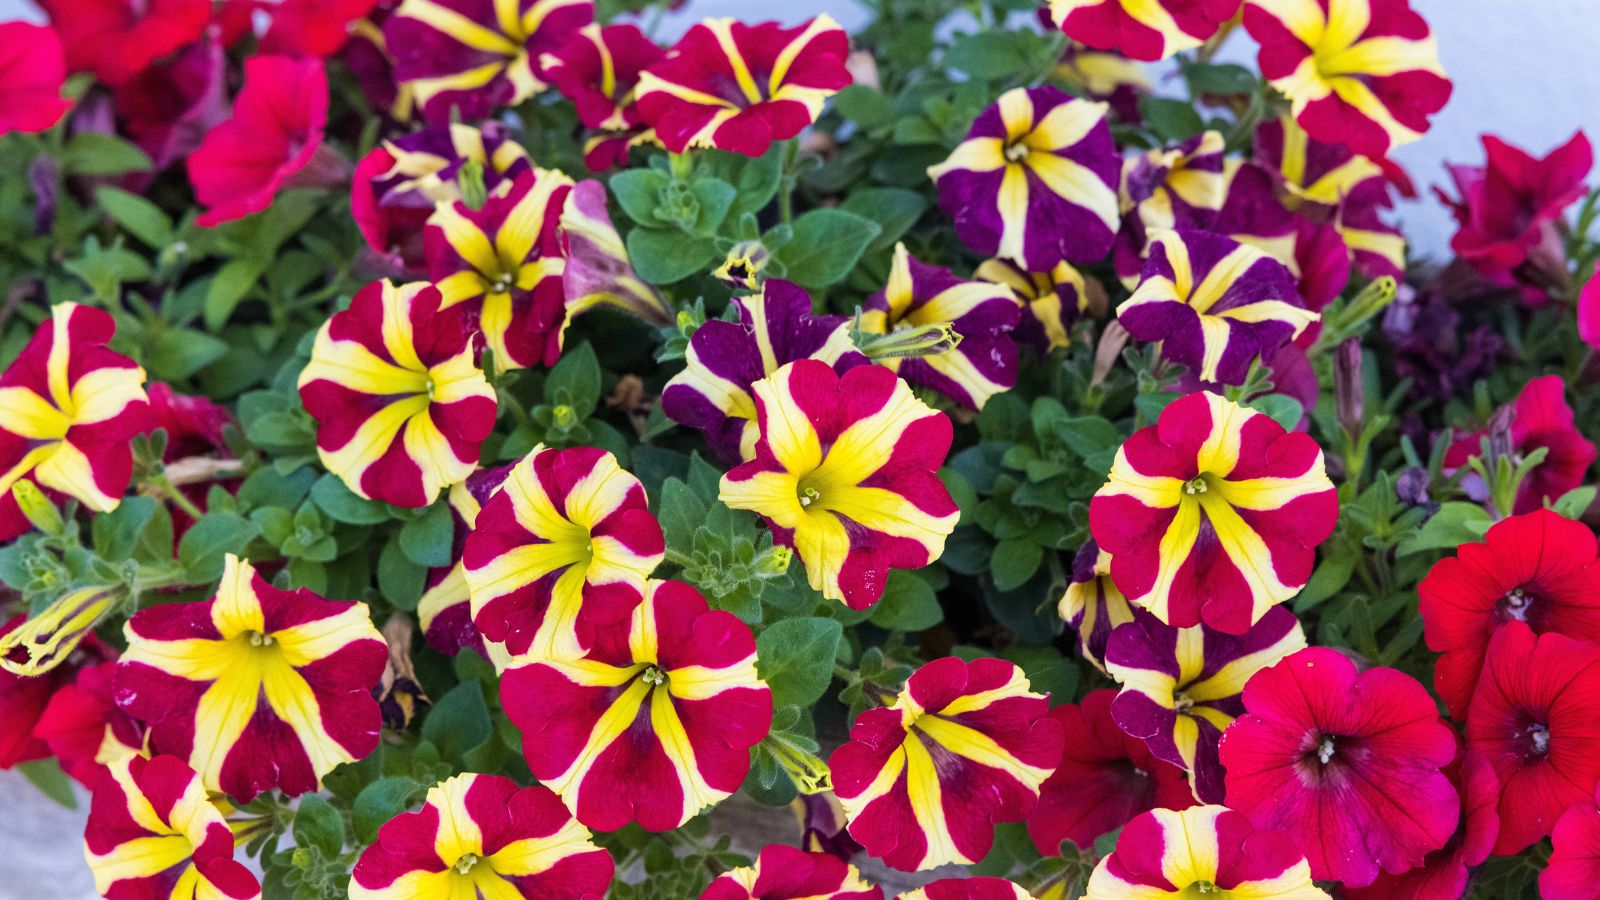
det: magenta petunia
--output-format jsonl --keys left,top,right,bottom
{"left": 1544, "top": 780, "right": 1600, "bottom": 900}
{"left": 38, "top": 0, "right": 209, "bottom": 86}
{"left": 1345, "top": 749, "right": 1500, "bottom": 900}
{"left": 0, "top": 22, "right": 72, "bottom": 135}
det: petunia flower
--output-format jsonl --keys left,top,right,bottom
{"left": 350, "top": 772, "right": 613, "bottom": 899}
{"left": 385, "top": 0, "right": 593, "bottom": 124}
{"left": 84, "top": 754, "right": 261, "bottom": 900}
{"left": 1419, "top": 508, "right": 1600, "bottom": 719}
{"left": 663, "top": 280, "right": 865, "bottom": 464}
{"left": 0, "top": 22, "right": 72, "bottom": 135}
{"left": 559, "top": 179, "right": 674, "bottom": 332}
{"left": 1583, "top": 272, "right": 1600, "bottom": 350}
{"left": 829, "top": 656, "right": 1061, "bottom": 872}
{"left": 188, "top": 55, "right": 340, "bottom": 227}
{"left": 34, "top": 661, "right": 148, "bottom": 786}
{"left": 719, "top": 361, "right": 960, "bottom": 609}
{"left": 115, "top": 555, "right": 387, "bottom": 801}
{"left": 352, "top": 122, "right": 533, "bottom": 271}
{"left": 297, "top": 279, "right": 498, "bottom": 508}
{"left": 256, "top": 0, "right": 382, "bottom": 56}
{"left": 502, "top": 579, "right": 772, "bottom": 831}
{"left": 1112, "top": 130, "right": 1228, "bottom": 283}
{"left": 928, "top": 86, "right": 1120, "bottom": 271}
{"left": 1242, "top": 0, "right": 1450, "bottom": 160}
{"left": 1056, "top": 541, "right": 1134, "bottom": 673}
{"left": 541, "top": 23, "right": 664, "bottom": 170}
{"left": 418, "top": 465, "right": 511, "bottom": 658}
{"left": 974, "top": 257, "right": 1092, "bottom": 353}
{"left": 1089, "top": 391, "right": 1337, "bottom": 634}
{"left": 426, "top": 168, "right": 575, "bottom": 371}
{"left": 0, "top": 615, "right": 112, "bottom": 769}
{"left": 1049, "top": 0, "right": 1242, "bottom": 62}
{"left": 1345, "top": 749, "right": 1499, "bottom": 900}
{"left": 462, "top": 445, "right": 665, "bottom": 661}
{"left": 898, "top": 879, "right": 1033, "bottom": 900}
{"left": 793, "top": 792, "right": 864, "bottom": 861}
{"left": 1117, "top": 229, "right": 1318, "bottom": 386}
{"left": 1025, "top": 688, "right": 1194, "bottom": 855}
{"left": 1051, "top": 40, "right": 1150, "bottom": 123}
{"left": 0, "top": 585, "right": 122, "bottom": 676}
{"left": 859, "top": 244, "right": 1021, "bottom": 410}
{"left": 37, "top": 0, "right": 209, "bottom": 86}
{"left": 1436, "top": 131, "right": 1592, "bottom": 301}
{"left": 1544, "top": 780, "right": 1600, "bottom": 900}
{"left": 1465, "top": 621, "right": 1600, "bottom": 855}
{"left": 1086, "top": 805, "right": 1327, "bottom": 899}
{"left": 113, "top": 36, "right": 228, "bottom": 176}
{"left": 701, "top": 845, "right": 881, "bottom": 900}
{"left": 1106, "top": 605, "right": 1306, "bottom": 803}
{"left": 1443, "top": 375, "right": 1596, "bottom": 516}
{"left": 634, "top": 16, "right": 851, "bottom": 158}
{"left": 1219, "top": 648, "right": 1459, "bottom": 887}
{"left": 0, "top": 302, "right": 149, "bottom": 542}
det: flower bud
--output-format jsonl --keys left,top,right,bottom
{"left": 755, "top": 544, "right": 793, "bottom": 576}
{"left": 857, "top": 320, "right": 962, "bottom": 361}
{"left": 1334, "top": 338, "right": 1364, "bottom": 438}
{"left": 0, "top": 584, "right": 123, "bottom": 675}
{"left": 11, "top": 481, "right": 63, "bottom": 536}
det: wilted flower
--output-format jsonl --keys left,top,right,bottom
{"left": 113, "top": 36, "right": 228, "bottom": 176}
{"left": 298, "top": 280, "right": 498, "bottom": 508}
{"left": 1243, "top": 0, "right": 1450, "bottom": 159}
{"left": 1219, "top": 648, "right": 1459, "bottom": 887}
{"left": 1051, "top": 41, "right": 1149, "bottom": 122}
{"left": 700, "top": 845, "right": 880, "bottom": 900}
{"left": 349, "top": 773, "right": 613, "bottom": 899}
{"left": 928, "top": 86, "right": 1120, "bottom": 271}
{"left": 559, "top": 179, "right": 674, "bottom": 332}
{"left": 116, "top": 555, "right": 387, "bottom": 801}
{"left": 830, "top": 657, "right": 1061, "bottom": 871}
{"left": 1086, "top": 806, "right": 1327, "bottom": 899}
{"left": 84, "top": 754, "right": 261, "bottom": 900}
{"left": 1090, "top": 392, "right": 1336, "bottom": 634}
{"left": 860, "top": 244, "right": 1022, "bottom": 410}
{"left": 502, "top": 579, "right": 772, "bottom": 831}
{"left": 1049, "top": 0, "right": 1242, "bottom": 61}
{"left": 0, "top": 302, "right": 149, "bottom": 541}
{"left": 974, "top": 257, "right": 1091, "bottom": 352}
{"left": 635, "top": 16, "right": 851, "bottom": 157}
{"left": 662, "top": 280, "right": 864, "bottom": 464}
{"left": 0, "top": 615, "right": 112, "bottom": 769}
{"left": 719, "top": 361, "right": 959, "bottom": 609}
{"left": 0, "top": 585, "right": 123, "bottom": 676}
{"left": 0, "top": 22, "right": 72, "bottom": 135}
{"left": 38, "top": 0, "right": 209, "bottom": 86}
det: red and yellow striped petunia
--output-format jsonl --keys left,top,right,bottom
{"left": 0, "top": 301, "right": 148, "bottom": 541}
{"left": 1086, "top": 806, "right": 1328, "bottom": 898}
{"left": 700, "top": 844, "right": 881, "bottom": 900}
{"left": 501, "top": 579, "right": 772, "bottom": 831}
{"left": 829, "top": 657, "right": 1062, "bottom": 872}
{"left": 298, "top": 279, "right": 498, "bottom": 508}
{"left": 1050, "top": 0, "right": 1243, "bottom": 62}
{"left": 114, "top": 555, "right": 387, "bottom": 801}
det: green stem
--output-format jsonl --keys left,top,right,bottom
{"left": 149, "top": 472, "right": 204, "bottom": 521}
{"left": 778, "top": 140, "right": 800, "bottom": 225}
{"left": 664, "top": 547, "right": 695, "bottom": 569}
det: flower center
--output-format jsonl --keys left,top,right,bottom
{"left": 798, "top": 483, "right": 823, "bottom": 509}
{"left": 1527, "top": 723, "right": 1550, "bottom": 756}
{"left": 1173, "top": 690, "right": 1196, "bottom": 713}
{"left": 1500, "top": 587, "right": 1533, "bottom": 623}
{"left": 1315, "top": 735, "right": 1336, "bottom": 765}
{"left": 641, "top": 665, "right": 668, "bottom": 686}
{"left": 453, "top": 853, "right": 480, "bottom": 875}
{"left": 490, "top": 270, "right": 515, "bottom": 294}
{"left": 1184, "top": 476, "right": 1210, "bottom": 495}
{"left": 1189, "top": 882, "right": 1220, "bottom": 895}
{"left": 246, "top": 631, "right": 274, "bottom": 648}
{"left": 1004, "top": 142, "right": 1031, "bottom": 162}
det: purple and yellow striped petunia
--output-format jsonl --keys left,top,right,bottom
{"left": 1089, "top": 391, "right": 1337, "bottom": 635}
{"left": 1113, "top": 130, "right": 1228, "bottom": 284}
{"left": 1243, "top": 0, "right": 1450, "bottom": 160}
{"left": 502, "top": 579, "right": 772, "bottom": 831}
{"left": 1105, "top": 606, "right": 1306, "bottom": 802}
{"left": 1050, "top": 0, "right": 1244, "bottom": 62}
{"left": 634, "top": 16, "right": 851, "bottom": 158}
{"left": 462, "top": 445, "right": 665, "bottom": 661}
{"left": 426, "top": 167, "right": 575, "bottom": 371}
{"left": 860, "top": 244, "right": 1022, "bottom": 410}
{"left": 559, "top": 179, "right": 674, "bottom": 334}
{"left": 829, "top": 657, "right": 1061, "bottom": 872}
{"left": 418, "top": 465, "right": 512, "bottom": 659}
{"left": 974, "top": 257, "right": 1091, "bottom": 353}
{"left": 350, "top": 773, "right": 614, "bottom": 899}
{"left": 114, "top": 555, "right": 387, "bottom": 801}
{"left": 700, "top": 845, "right": 881, "bottom": 900}
{"left": 928, "top": 86, "right": 1120, "bottom": 271}
{"left": 719, "top": 361, "right": 959, "bottom": 610}
{"left": 1057, "top": 540, "right": 1135, "bottom": 674}
{"left": 84, "top": 754, "right": 261, "bottom": 900}
{"left": 1116, "top": 229, "right": 1318, "bottom": 385}
{"left": 1086, "top": 806, "right": 1328, "bottom": 899}
{"left": 297, "top": 280, "right": 498, "bottom": 509}
{"left": 662, "top": 279, "right": 865, "bottom": 464}
{"left": 0, "top": 302, "right": 148, "bottom": 541}
{"left": 384, "top": 0, "right": 593, "bottom": 124}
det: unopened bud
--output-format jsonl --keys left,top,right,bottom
{"left": 12, "top": 481, "right": 63, "bottom": 536}
{"left": 1334, "top": 338, "right": 1364, "bottom": 438}
{"left": 552, "top": 404, "right": 578, "bottom": 429}
{"left": 756, "top": 545, "right": 793, "bottom": 576}
{"left": 0, "top": 585, "right": 122, "bottom": 675}
{"left": 858, "top": 321, "right": 962, "bottom": 361}
{"left": 458, "top": 158, "right": 488, "bottom": 210}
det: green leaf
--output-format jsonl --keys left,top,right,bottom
{"left": 399, "top": 501, "right": 454, "bottom": 568}
{"left": 546, "top": 342, "right": 602, "bottom": 417}
{"left": 756, "top": 617, "right": 843, "bottom": 708}
{"left": 1293, "top": 552, "right": 1357, "bottom": 613}
{"left": 378, "top": 535, "right": 426, "bottom": 611}
{"left": 95, "top": 187, "right": 174, "bottom": 248}
{"left": 1246, "top": 394, "right": 1304, "bottom": 432}
{"left": 689, "top": 178, "right": 738, "bottom": 236}
{"left": 869, "top": 570, "right": 944, "bottom": 631}
{"left": 61, "top": 133, "right": 153, "bottom": 176}
{"left": 204, "top": 259, "right": 267, "bottom": 330}
{"left": 1140, "top": 97, "right": 1206, "bottom": 142}
{"left": 353, "top": 777, "right": 420, "bottom": 844}
{"left": 658, "top": 478, "right": 708, "bottom": 551}
{"left": 17, "top": 758, "right": 77, "bottom": 809}
{"left": 1396, "top": 502, "right": 1494, "bottom": 558}
{"left": 1184, "top": 63, "right": 1258, "bottom": 96}
{"left": 841, "top": 188, "right": 927, "bottom": 253}
{"left": 311, "top": 474, "right": 392, "bottom": 524}
{"left": 944, "top": 31, "right": 1036, "bottom": 80}
{"left": 148, "top": 328, "right": 230, "bottom": 380}
{"left": 627, "top": 227, "right": 718, "bottom": 284}
{"left": 991, "top": 538, "right": 1044, "bottom": 592}
{"left": 726, "top": 147, "right": 784, "bottom": 219}
{"left": 292, "top": 794, "right": 344, "bottom": 856}
{"left": 423, "top": 681, "right": 492, "bottom": 763}
{"left": 1002, "top": 645, "right": 1078, "bottom": 701}
{"left": 775, "top": 209, "right": 880, "bottom": 288}
{"left": 178, "top": 513, "right": 261, "bottom": 581}
{"left": 1552, "top": 486, "right": 1596, "bottom": 520}
{"left": 609, "top": 169, "right": 669, "bottom": 226}
{"left": 93, "top": 496, "right": 157, "bottom": 562}
{"left": 831, "top": 86, "right": 895, "bottom": 130}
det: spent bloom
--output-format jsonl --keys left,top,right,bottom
{"left": 700, "top": 845, "right": 881, "bottom": 900}
{"left": 0, "top": 615, "right": 113, "bottom": 769}
{"left": 559, "top": 179, "right": 675, "bottom": 334}
{"left": 0, "top": 584, "right": 123, "bottom": 676}
{"left": 1049, "top": 0, "right": 1243, "bottom": 62}
{"left": 297, "top": 280, "right": 498, "bottom": 508}
{"left": 719, "top": 361, "right": 959, "bottom": 609}
{"left": 829, "top": 657, "right": 1061, "bottom": 871}
{"left": 115, "top": 555, "right": 387, "bottom": 801}
{"left": 928, "top": 86, "right": 1120, "bottom": 271}
{"left": 1089, "top": 391, "right": 1337, "bottom": 634}
{"left": 1085, "top": 806, "right": 1328, "bottom": 899}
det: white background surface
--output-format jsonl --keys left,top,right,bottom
{"left": 0, "top": 0, "right": 1598, "bottom": 896}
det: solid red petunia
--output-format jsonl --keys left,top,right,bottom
{"left": 1443, "top": 375, "right": 1597, "bottom": 516}
{"left": 1465, "top": 621, "right": 1600, "bottom": 855}
{"left": 0, "top": 22, "right": 72, "bottom": 135}
{"left": 1219, "top": 647, "right": 1458, "bottom": 888}
{"left": 1024, "top": 689, "right": 1194, "bottom": 855}
{"left": 37, "top": 0, "right": 209, "bottom": 86}
{"left": 188, "top": 56, "right": 337, "bottom": 227}
{"left": 1419, "top": 508, "right": 1600, "bottom": 720}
